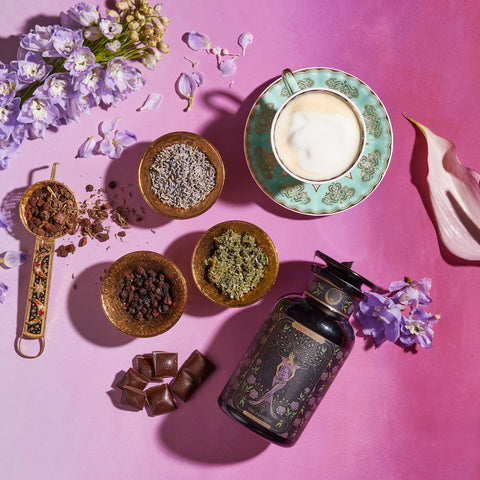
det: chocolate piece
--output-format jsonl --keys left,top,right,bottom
{"left": 121, "top": 385, "right": 147, "bottom": 410}
{"left": 152, "top": 351, "right": 178, "bottom": 377}
{"left": 135, "top": 354, "right": 162, "bottom": 381}
{"left": 170, "top": 350, "right": 215, "bottom": 402}
{"left": 170, "top": 370, "right": 198, "bottom": 402}
{"left": 146, "top": 384, "right": 176, "bottom": 416}
{"left": 182, "top": 350, "right": 215, "bottom": 384}
{"left": 116, "top": 368, "right": 149, "bottom": 390}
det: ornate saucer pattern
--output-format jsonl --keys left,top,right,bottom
{"left": 244, "top": 67, "right": 393, "bottom": 215}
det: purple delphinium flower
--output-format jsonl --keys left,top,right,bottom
{"left": 0, "top": 98, "right": 21, "bottom": 136}
{"left": 186, "top": 32, "right": 211, "bottom": 51}
{"left": 66, "top": 92, "right": 98, "bottom": 123}
{"left": 99, "top": 16, "right": 122, "bottom": 40}
{"left": 19, "top": 25, "right": 55, "bottom": 55}
{"left": 60, "top": 3, "right": 100, "bottom": 28}
{"left": 63, "top": 47, "right": 96, "bottom": 77}
{"left": 2, "top": 250, "right": 28, "bottom": 268}
{"left": 17, "top": 96, "right": 60, "bottom": 138}
{"left": 47, "top": 27, "right": 84, "bottom": 58}
{"left": 356, "top": 292, "right": 402, "bottom": 347}
{"left": 389, "top": 277, "right": 432, "bottom": 308}
{"left": 76, "top": 64, "right": 105, "bottom": 99}
{"left": 0, "top": 66, "right": 18, "bottom": 106}
{"left": 102, "top": 58, "right": 144, "bottom": 105}
{"left": 12, "top": 52, "right": 52, "bottom": 86}
{"left": 399, "top": 309, "right": 439, "bottom": 349}
{"left": 98, "top": 128, "right": 137, "bottom": 158}
{"left": 0, "top": 282, "right": 8, "bottom": 303}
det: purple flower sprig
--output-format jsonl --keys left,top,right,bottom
{"left": 0, "top": 1, "right": 170, "bottom": 170}
{"left": 356, "top": 277, "right": 440, "bottom": 349}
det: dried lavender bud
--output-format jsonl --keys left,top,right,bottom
{"left": 149, "top": 143, "right": 216, "bottom": 209}
{"left": 205, "top": 229, "right": 268, "bottom": 300}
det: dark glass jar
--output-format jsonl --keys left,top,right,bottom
{"left": 218, "top": 251, "right": 376, "bottom": 447}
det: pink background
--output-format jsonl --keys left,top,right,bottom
{"left": 1, "top": 0, "right": 479, "bottom": 478}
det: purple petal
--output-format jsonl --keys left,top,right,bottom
{"left": 219, "top": 58, "right": 237, "bottom": 77}
{"left": 2, "top": 250, "right": 28, "bottom": 268}
{"left": 0, "top": 282, "right": 7, "bottom": 303}
{"left": 178, "top": 72, "right": 197, "bottom": 98}
{"left": 100, "top": 117, "right": 121, "bottom": 135}
{"left": 137, "top": 93, "right": 163, "bottom": 112}
{"left": 114, "top": 129, "right": 137, "bottom": 147}
{"left": 98, "top": 136, "right": 115, "bottom": 156}
{"left": 76, "top": 136, "right": 97, "bottom": 158}
{"left": 187, "top": 32, "right": 211, "bottom": 51}
{"left": 238, "top": 32, "right": 253, "bottom": 55}
{"left": 0, "top": 212, "right": 7, "bottom": 229}
{"left": 191, "top": 71, "right": 204, "bottom": 87}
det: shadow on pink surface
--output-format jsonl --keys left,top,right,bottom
{"left": 164, "top": 231, "right": 225, "bottom": 318}
{"left": 68, "top": 262, "right": 134, "bottom": 347}
{"left": 158, "top": 260, "right": 311, "bottom": 462}
{"left": 200, "top": 82, "right": 319, "bottom": 221}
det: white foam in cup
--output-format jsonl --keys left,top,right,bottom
{"left": 272, "top": 89, "right": 365, "bottom": 183}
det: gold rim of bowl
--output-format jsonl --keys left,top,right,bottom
{"left": 138, "top": 131, "right": 225, "bottom": 219}
{"left": 100, "top": 251, "right": 187, "bottom": 337}
{"left": 191, "top": 220, "right": 279, "bottom": 308}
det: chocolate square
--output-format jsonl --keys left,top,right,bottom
{"left": 170, "top": 370, "right": 199, "bottom": 403}
{"left": 116, "top": 368, "right": 150, "bottom": 390}
{"left": 152, "top": 351, "right": 178, "bottom": 377}
{"left": 182, "top": 350, "right": 215, "bottom": 384}
{"left": 146, "top": 384, "right": 176, "bottom": 416}
{"left": 121, "top": 385, "right": 147, "bottom": 410}
{"left": 135, "top": 354, "right": 162, "bottom": 381}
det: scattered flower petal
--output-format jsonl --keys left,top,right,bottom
{"left": 0, "top": 282, "right": 7, "bottom": 303}
{"left": 406, "top": 116, "right": 480, "bottom": 261}
{"left": 187, "top": 32, "right": 211, "bottom": 51}
{"left": 2, "top": 250, "right": 28, "bottom": 268}
{"left": 238, "top": 32, "right": 253, "bottom": 55}
{"left": 0, "top": 212, "right": 7, "bottom": 229}
{"left": 177, "top": 72, "right": 203, "bottom": 111}
{"left": 100, "top": 117, "right": 121, "bottom": 135}
{"left": 219, "top": 58, "right": 237, "bottom": 77}
{"left": 76, "top": 136, "right": 97, "bottom": 158}
{"left": 137, "top": 93, "right": 163, "bottom": 111}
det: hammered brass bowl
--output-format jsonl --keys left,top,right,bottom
{"left": 192, "top": 220, "right": 279, "bottom": 308}
{"left": 101, "top": 251, "right": 187, "bottom": 337}
{"left": 138, "top": 131, "right": 225, "bottom": 219}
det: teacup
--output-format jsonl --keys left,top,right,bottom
{"left": 271, "top": 69, "right": 366, "bottom": 184}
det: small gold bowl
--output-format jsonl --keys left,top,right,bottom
{"left": 138, "top": 131, "right": 225, "bottom": 219}
{"left": 101, "top": 251, "right": 187, "bottom": 337}
{"left": 192, "top": 220, "right": 279, "bottom": 308}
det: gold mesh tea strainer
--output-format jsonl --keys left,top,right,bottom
{"left": 17, "top": 164, "right": 78, "bottom": 358}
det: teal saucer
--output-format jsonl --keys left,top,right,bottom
{"left": 244, "top": 67, "right": 393, "bottom": 215}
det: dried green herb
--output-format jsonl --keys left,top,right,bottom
{"left": 205, "top": 229, "right": 268, "bottom": 300}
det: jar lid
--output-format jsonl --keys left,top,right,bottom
{"left": 311, "top": 250, "right": 379, "bottom": 299}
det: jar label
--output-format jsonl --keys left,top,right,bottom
{"left": 230, "top": 314, "right": 348, "bottom": 440}
{"left": 305, "top": 273, "right": 355, "bottom": 318}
